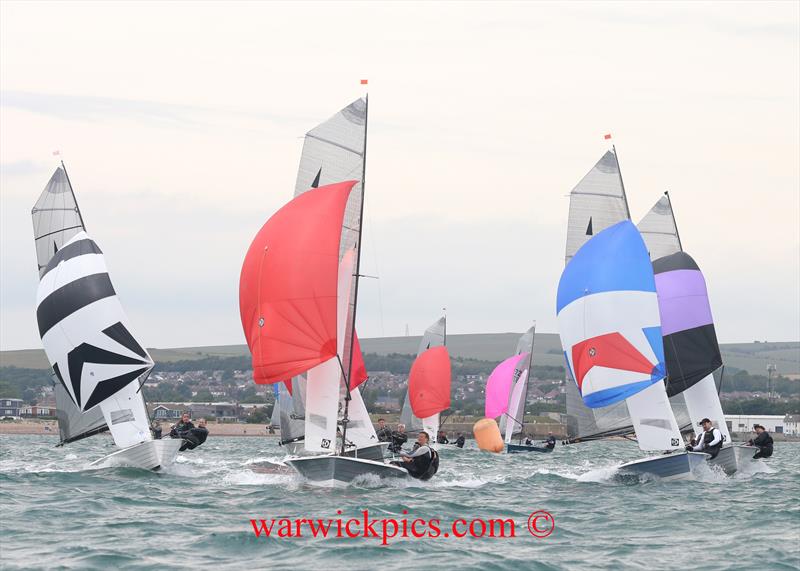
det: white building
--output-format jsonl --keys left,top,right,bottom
{"left": 724, "top": 414, "right": 788, "bottom": 435}
{"left": 783, "top": 415, "right": 800, "bottom": 436}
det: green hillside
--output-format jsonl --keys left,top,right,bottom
{"left": 2, "top": 335, "right": 798, "bottom": 376}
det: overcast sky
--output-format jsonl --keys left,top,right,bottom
{"left": 1, "top": 1, "right": 798, "bottom": 351}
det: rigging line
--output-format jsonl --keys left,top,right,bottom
{"left": 363, "top": 191, "right": 385, "bottom": 337}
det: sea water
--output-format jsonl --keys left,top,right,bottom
{"left": 0, "top": 435, "right": 797, "bottom": 570}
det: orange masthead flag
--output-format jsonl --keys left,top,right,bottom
{"left": 360, "top": 79, "right": 368, "bottom": 85}
{"left": 604, "top": 133, "right": 612, "bottom": 140}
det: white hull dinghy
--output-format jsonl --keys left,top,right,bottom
{"left": 32, "top": 164, "right": 178, "bottom": 471}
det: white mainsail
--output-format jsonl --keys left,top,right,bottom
{"left": 638, "top": 194, "right": 683, "bottom": 260}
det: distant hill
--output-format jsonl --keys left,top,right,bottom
{"left": 2, "top": 334, "right": 798, "bottom": 377}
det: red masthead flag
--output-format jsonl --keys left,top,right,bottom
{"left": 360, "top": 79, "right": 368, "bottom": 85}
{"left": 604, "top": 133, "right": 612, "bottom": 140}
{"left": 239, "top": 180, "right": 356, "bottom": 384}
{"left": 409, "top": 346, "right": 451, "bottom": 418}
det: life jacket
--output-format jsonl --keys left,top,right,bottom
{"left": 701, "top": 428, "right": 722, "bottom": 458}
{"left": 417, "top": 448, "right": 439, "bottom": 481}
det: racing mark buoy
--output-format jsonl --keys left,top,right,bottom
{"left": 473, "top": 418, "right": 504, "bottom": 453}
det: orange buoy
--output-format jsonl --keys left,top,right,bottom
{"left": 473, "top": 418, "right": 504, "bottom": 453}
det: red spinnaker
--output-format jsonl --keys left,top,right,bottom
{"left": 350, "top": 332, "right": 368, "bottom": 389}
{"left": 571, "top": 332, "right": 654, "bottom": 392}
{"left": 238, "top": 181, "right": 356, "bottom": 384}
{"left": 409, "top": 346, "right": 451, "bottom": 418}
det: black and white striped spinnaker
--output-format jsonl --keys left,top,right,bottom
{"left": 32, "top": 166, "right": 154, "bottom": 448}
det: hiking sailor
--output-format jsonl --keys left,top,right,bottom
{"left": 178, "top": 418, "right": 209, "bottom": 451}
{"left": 396, "top": 431, "right": 439, "bottom": 480}
{"left": 375, "top": 418, "right": 393, "bottom": 443}
{"left": 747, "top": 424, "right": 774, "bottom": 459}
{"left": 544, "top": 432, "right": 556, "bottom": 450}
{"left": 454, "top": 432, "right": 466, "bottom": 448}
{"left": 388, "top": 423, "right": 408, "bottom": 453}
{"left": 686, "top": 418, "right": 724, "bottom": 459}
{"left": 169, "top": 412, "right": 194, "bottom": 438}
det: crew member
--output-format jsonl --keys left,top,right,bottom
{"left": 388, "top": 423, "right": 408, "bottom": 453}
{"left": 376, "top": 418, "right": 393, "bottom": 443}
{"left": 397, "top": 431, "right": 439, "bottom": 480}
{"left": 747, "top": 424, "right": 774, "bottom": 459}
{"left": 169, "top": 412, "right": 194, "bottom": 438}
{"left": 454, "top": 433, "right": 466, "bottom": 448}
{"left": 437, "top": 430, "right": 449, "bottom": 444}
{"left": 544, "top": 432, "right": 556, "bottom": 450}
{"left": 686, "top": 418, "right": 723, "bottom": 459}
{"left": 151, "top": 421, "right": 162, "bottom": 439}
{"left": 178, "top": 418, "right": 209, "bottom": 451}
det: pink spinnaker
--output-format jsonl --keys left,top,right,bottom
{"left": 484, "top": 353, "right": 529, "bottom": 419}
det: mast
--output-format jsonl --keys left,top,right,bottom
{"left": 443, "top": 308, "right": 447, "bottom": 346}
{"left": 664, "top": 190, "right": 683, "bottom": 252}
{"left": 339, "top": 93, "right": 369, "bottom": 456}
{"left": 60, "top": 160, "right": 87, "bottom": 231}
{"left": 518, "top": 324, "right": 537, "bottom": 445}
{"left": 612, "top": 144, "right": 632, "bottom": 220}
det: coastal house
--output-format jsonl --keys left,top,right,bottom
{"left": 783, "top": 414, "right": 800, "bottom": 436}
{"left": 0, "top": 398, "right": 24, "bottom": 418}
{"left": 19, "top": 405, "right": 54, "bottom": 418}
{"left": 152, "top": 405, "right": 182, "bottom": 420}
{"left": 724, "top": 414, "right": 788, "bottom": 434}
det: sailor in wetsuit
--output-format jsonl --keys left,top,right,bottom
{"left": 437, "top": 430, "right": 449, "bottom": 444}
{"left": 396, "top": 431, "right": 439, "bottom": 480}
{"left": 169, "top": 412, "right": 194, "bottom": 438}
{"left": 544, "top": 432, "right": 556, "bottom": 450}
{"left": 178, "top": 418, "right": 209, "bottom": 451}
{"left": 375, "top": 418, "right": 393, "bottom": 443}
{"left": 388, "top": 424, "right": 408, "bottom": 453}
{"left": 747, "top": 424, "right": 774, "bottom": 459}
{"left": 686, "top": 418, "right": 724, "bottom": 459}
{"left": 454, "top": 433, "right": 466, "bottom": 448}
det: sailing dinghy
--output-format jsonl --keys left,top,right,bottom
{"left": 484, "top": 326, "right": 550, "bottom": 453}
{"left": 400, "top": 316, "right": 449, "bottom": 445}
{"left": 639, "top": 193, "right": 755, "bottom": 474}
{"left": 32, "top": 165, "right": 181, "bottom": 470}
{"left": 239, "top": 97, "right": 404, "bottom": 487}
{"left": 557, "top": 220, "right": 707, "bottom": 480}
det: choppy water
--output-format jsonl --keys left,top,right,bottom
{"left": 1, "top": 435, "right": 798, "bottom": 570}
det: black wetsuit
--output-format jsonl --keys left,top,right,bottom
{"left": 399, "top": 444, "right": 439, "bottom": 480}
{"left": 438, "top": 434, "right": 449, "bottom": 444}
{"left": 178, "top": 427, "right": 209, "bottom": 451}
{"left": 388, "top": 431, "right": 408, "bottom": 453}
{"left": 545, "top": 435, "right": 556, "bottom": 450}
{"left": 748, "top": 432, "right": 774, "bottom": 459}
{"left": 376, "top": 426, "right": 393, "bottom": 443}
{"left": 151, "top": 425, "right": 163, "bottom": 439}
{"left": 454, "top": 436, "right": 465, "bottom": 449}
{"left": 170, "top": 420, "right": 195, "bottom": 438}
